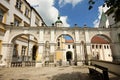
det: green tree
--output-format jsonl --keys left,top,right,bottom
{"left": 88, "top": 0, "right": 120, "bottom": 22}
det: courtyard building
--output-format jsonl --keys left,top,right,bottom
{"left": 0, "top": 0, "right": 46, "bottom": 64}
{"left": 0, "top": 0, "right": 120, "bottom": 67}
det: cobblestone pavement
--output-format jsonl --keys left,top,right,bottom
{"left": 0, "top": 66, "right": 119, "bottom": 80}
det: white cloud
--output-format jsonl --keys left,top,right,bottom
{"left": 26, "top": 0, "right": 70, "bottom": 27}
{"left": 61, "top": 16, "right": 70, "bottom": 27}
{"left": 93, "top": 5, "right": 109, "bottom": 27}
{"left": 59, "top": 0, "right": 83, "bottom": 7}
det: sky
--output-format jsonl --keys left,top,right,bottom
{"left": 26, "top": 0, "right": 109, "bottom": 28}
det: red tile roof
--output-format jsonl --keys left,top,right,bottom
{"left": 65, "top": 40, "right": 74, "bottom": 43}
{"left": 91, "top": 36, "right": 109, "bottom": 44}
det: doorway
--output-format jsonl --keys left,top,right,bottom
{"left": 66, "top": 51, "right": 72, "bottom": 61}
{"left": 32, "top": 45, "right": 38, "bottom": 61}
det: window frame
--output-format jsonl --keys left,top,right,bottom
{"left": 0, "top": 9, "right": 4, "bottom": 22}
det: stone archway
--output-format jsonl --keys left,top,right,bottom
{"left": 10, "top": 34, "right": 38, "bottom": 62}
{"left": 1, "top": 26, "right": 115, "bottom": 67}
{"left": 55, "top": 34, "right": 74, "bottom": 62}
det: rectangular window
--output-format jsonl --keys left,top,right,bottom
{"left": 21, "top": 46, "right": 26, "bottom": 61}
{"left": 14, "top": 18, "right": 20, "bottom": 26}
{"left": 15, "top": 0, "right": 22, "bottom": 10}
{"left": 68, "top": 45, "right": 70, "bottom": 49}
{"left": 99, "top": 45, "right": 102, "bottom": 49}
{"left": 73, "top": 45, "right": 74, "bottom": 49}
{"left": 14, "top": 14, "right": 22, "bottom": 26}
{"left": 35, "top": 17, "right": 39, "bottom": 26}
{"left": 58, "top": 42, "right": 60, "bottom": 47}
{"left": 92, "top": 45, "right": 94, "bottom": 49}
{"left": 0, "top": 9, "right": 4, "bottom": 22}
{"left": 13, "top": 44, "right": 18, "bottom": 57}
{"left": 96, "top": 45, "right": 98, "bottom": 49}
{"left": 107, "top": 45, "right": 109, "bottom": 49}
{"left": 104, "top": 45, "right": 106, "bottom": 49}
{"left": 25, "top": 7, "right": 29, "bottom": 17}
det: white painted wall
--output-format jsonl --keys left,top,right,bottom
{"left": 65, "top": 43, "right": 74, "bottom": 61}
{"left": 91, "top": 44, "right": 113, "bottom": 61}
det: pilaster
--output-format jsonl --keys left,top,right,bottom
{"left": 1, "top": 43, "right": 13, "bottom": 67}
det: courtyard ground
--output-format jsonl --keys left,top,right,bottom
{"left": 0, "top": 66, "right": 119, "bottom": 80}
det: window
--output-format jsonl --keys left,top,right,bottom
{"left": 13, "top": 44, "right": 18, "bottom": 57}
{"left": 35, "top": 17, "right": 39, "bottom": 26}
{"left": 68, "top": 45, "right": 70, "bottom": 49}
{"left": 14, "top": 18, "right": 20, "bottom": 26}
{"left": 58, "top": 39, "right": 60, "bottom": 48}
{"left": 15, "top": 0, "right": 22, "bottom": 10}
{"left": 104, "top": 45, "right": 106, "bottom": 49}
{"left": 96, "top": 45, "right": 98, "bottom": 49}
{"left": 92, "top": 45, "right": 94, "bottom": 49}
{"left": 21, "top": 46, "right": 26, "bottom": 61}
{"left": 25, "top": 7, "right": 29, "bottom": 17}
{"left": 0, "top": 4, "right": 8, "bottom": 23}
{"left": 58, "top": 42, "right": 60, "bottom": 47}
{"left": 99, "top": 45, "right": 102, "bottom": 49}
{"left": 14, "top": 14, "right": 22, "bottom": 26}
{"left": 73, "top": 45, "right": 74, "bottom": 49}
{"left": 0, "top": 9, "right": 4, "bottom": 22}
{"left": 107, "top": 45, "right": 109, "bottom": 49}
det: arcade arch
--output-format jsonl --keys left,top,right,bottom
{"left": 55, "top": 34, "right": 75, "bottom": 63}
{"left": 1, "top": 26, "right": 115, "bottom": 67}
{"left": 11, "top": 34, "right": 38, "bottom": 62}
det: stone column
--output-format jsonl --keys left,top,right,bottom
{"left": 74, "top": 30, "right": 80, "bottom": 60}
{"left": 50, "top": 30, "right": 55, "bottom": 42}
{"left": 74, "top": 30, "right": 83, "bottom": 65}
{"left": 1, "top": 28, "right": 13, "bottom": 67}
{"left": 50, "top": 29, "right": 56, "bottom": 63}
{"left": 36, "top": 29, "right": 44, "bottom": 67}
{"left": 111, "top": 43, "right": 120, "bottom": 61}
{"left": 84, "top": 30, "right": 91, "bottom": 55}
{"left": 80, "top": 41, "right": 85, "bottom": 61}
{"left": 110, "top": 29, "right": 120, "bottom": 61}
{"left": 75, "top": 43, "right": 83, "bottom": 66}
{"left": 49, "top": 43, "right": 56, "bottom": 63}
{"left": 84, "top": 29, "right": 91, "bottom": 65}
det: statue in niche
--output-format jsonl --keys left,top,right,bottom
{"left": 45, "top": 41, "right": 50, "bottom": 49}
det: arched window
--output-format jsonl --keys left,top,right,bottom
{"left": 57, "top": 39, "right": 60, "bottom": 48}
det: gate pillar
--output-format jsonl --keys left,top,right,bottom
{"left": 1, "top": 43, "right": 13, "bottom": 67}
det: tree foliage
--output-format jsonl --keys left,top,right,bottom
{"left": 88, "top": 0, "right": 120, "bottom": 22}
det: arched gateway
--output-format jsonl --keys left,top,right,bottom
{"left": 1, "top": 25, "right": 113, "bottom": 67}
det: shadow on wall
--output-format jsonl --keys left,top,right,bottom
{"left": 51, "top": 72, "right": 92, "bottom": 80}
